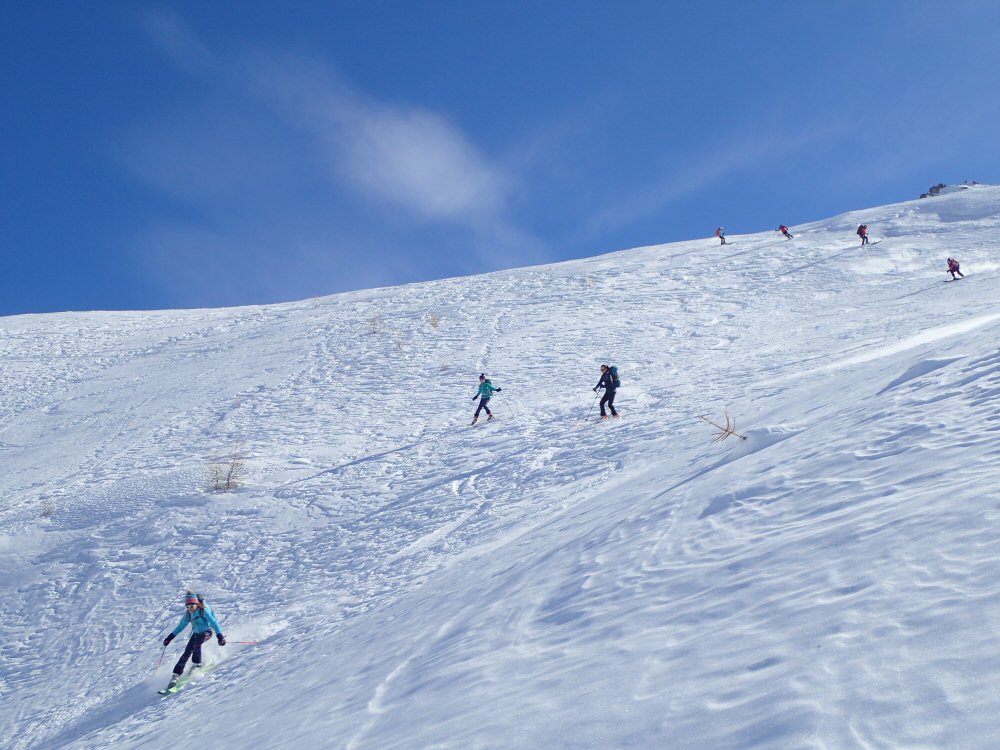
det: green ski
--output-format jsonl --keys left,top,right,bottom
{"left": 158, "top": 662, "right": 221, "bottom": 696}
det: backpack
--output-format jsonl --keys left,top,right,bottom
{"left": 857, "top": 225, "right": 865, "bottom": 236}
{"left": 609, "top": 365, "right": 621, "bottom": 388}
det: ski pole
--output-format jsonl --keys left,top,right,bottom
{"left": 156, "top": 644, "right": 167, "bottom": 671}
{"left": 231, "top": 641, "right": 260, "bottom": 645}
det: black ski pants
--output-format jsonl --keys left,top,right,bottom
{"left": 474, "top": 397, "right": 492, "bottom": 418}
{"left": 173, "top": 631, "right": 212, "bottom": 675}
{"left": 600, "top": 389, "right": 617, "bottom": 417}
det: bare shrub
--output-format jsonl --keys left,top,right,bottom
{"left": 395, "top": 331, "right": 407, "bottom": 351}
{"left": 209, "top": 441, "right": 245, "bottom": 492}
{"left": 699, "top": 412, "right": 747, "bottom": 442}
{"left": 369, "top": 315, "right": 382, "bottom": 335}
{"left": 40, "top": 500, "right": 55, "bottom": 519}
{"left": 429, "top": 314, "right": 442, "bottom": 329}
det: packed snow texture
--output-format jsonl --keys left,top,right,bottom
{"left": 2, "top": 186, "right": 1000, "bottom": 749}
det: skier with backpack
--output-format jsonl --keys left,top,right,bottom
{"left": 160, "top": 591, "right": 225, "bottom": 693}
{"left": 778, "top": 224, "right": 793, "bottom": 239}
{"left": 857, "top": 224, "right": 869, "bottom": 245}
{"left": 715, "top": 227, "right": 727, "bottom": 245}
{"left": 471, "top": 374, "right": 501, "bottom": 425}
{"left": 593, "top": 364, "right": 620, "bottom": 420}
{"left": 947, "top": 257, "right": 965, "bottom": 280}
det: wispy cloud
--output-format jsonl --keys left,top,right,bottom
{"left": 246, "top": 55, "right": 511, "bottom": 228}
{"left": 583, "top": 115, "right": 853, "bottom": 239}
{"left": 126, "top": 13, "right": 543, "bottom": 304}
{"left": 339, "top": 106, "right": 509, "bottom": 222}
{"left": 135, "top": 13, "right": 520, "bottom": 236}
{"left": 140, "top": 9, "right": 216, "bottom": 75}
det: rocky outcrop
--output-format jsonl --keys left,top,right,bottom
{"left": 920, "top": 180, "right": 980, "bottom": 198}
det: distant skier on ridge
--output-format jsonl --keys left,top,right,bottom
{"left": 857, "top": 224, "right": 869, "bottom": 245}
{"left": 715, "top": 227, "right": 727, "bottom": 245}
{"left": 777, "top": 224, "right": 793, "bottom": 239}
{"left": 471, "top": 374, "right": 501, "bottom": 425}
{"left": 947, "top": 257, "right": 965, "bottom": 280}
{"left": 593, "top": 364, "right": 620, "bottom": 420}
{"left": 160, "top": 591, "right": 225, "bottom": 692}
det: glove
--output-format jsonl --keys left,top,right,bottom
{"left": 162, "top": 633, "right": 174, "bottom": 647}
{"left": 593, "top": 387, "right": 598, "bottom": 393}
{"left": 496, "top": 388, "right": 502, "bottom": 392}
{"left": 217, "top": 634, "right": 226, "bottom": 646}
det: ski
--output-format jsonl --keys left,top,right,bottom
{"left": 157, "top": 662, "right": 220, "bottom": 696}
{"left": 158, "top": 675, "right": 191, "bottom": 696}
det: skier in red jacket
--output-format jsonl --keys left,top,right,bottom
{"left": 777, "top": 224, "right": 793, "bottom": 239}
{"left": 715, "top": 227, "right": 727, "bottom": 245}
{"left": 857, "top": 224, "right": 869, "bottom": 245}
{"left": 947, "top": 257, "right": 964, "bottom": 280}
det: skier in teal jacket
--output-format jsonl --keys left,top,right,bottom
{"left": 471, "top": 374, "right": 502, "bottom": 425}
{"left": 161, "top": 591, "right": 225, "bottom": 688}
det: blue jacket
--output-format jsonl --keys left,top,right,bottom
{"left": 475, "top": 380, "right": 500, "bottom": 399}
{"left": 171, "top": 605, "right": 223, "bottom": 638}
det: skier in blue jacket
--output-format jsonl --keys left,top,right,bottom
{"left": 471, "top": 374, "right": 502, "bottom": 425}
{"left": 161, "top": 591, "right": 225, "bottom": 689}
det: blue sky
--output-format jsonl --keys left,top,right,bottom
{"left": 3, "top": 2, "right": 999, "bottom": 316}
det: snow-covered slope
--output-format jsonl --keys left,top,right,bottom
{"left": 3, "top": 186, "right": 1000, "bottom": 749}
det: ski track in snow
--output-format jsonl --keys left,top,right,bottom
{"left": 2, "top": 186, "right": 1000, "bottom": 748}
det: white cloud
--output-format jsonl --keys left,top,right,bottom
{"left": 128, "top": 14, "right": 548, "bottom": 305}
{"left": 136, "top": 17, "right": 525, "bottom": 244}
{"left": 246, "top": 55, "right": 512, "bottom": 228}
{"left": 335, "top": 105, "right": 508, "bottom": 222}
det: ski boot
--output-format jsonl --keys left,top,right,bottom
{"left": 487, "top": 414, "right": 494, "bottom": 421}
